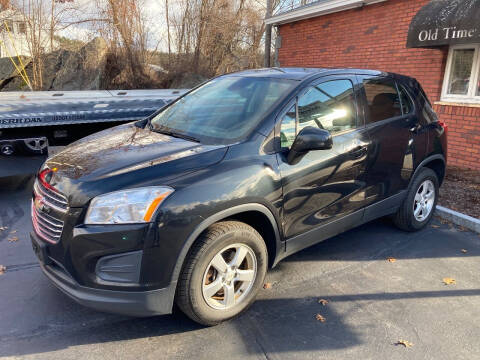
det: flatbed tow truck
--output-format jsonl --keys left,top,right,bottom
{"left": 0, "top": 89, "right": 186, "bottom": 177}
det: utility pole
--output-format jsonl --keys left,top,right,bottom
{"left": 264, "top": 0, "right": 272, "bottom": 68}
{"left": 165, "top": 0, "right": 171, "bottom": 57}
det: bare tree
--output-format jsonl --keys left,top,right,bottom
{"left": 0, "top": 0, "right": 10, "bottom": 11}
{"left": 165, "top": 0, "right": 267, "bottom": 77}
{"left": 93, "top": 0, "right": 152, "bottom": 88}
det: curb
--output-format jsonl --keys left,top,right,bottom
{"left": 435, "top": 205, "right": 480, "bottom": 233}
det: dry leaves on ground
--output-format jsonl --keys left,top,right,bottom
{"left": 315, "top": 314, "right": 326, "bottom": 322}
{"left": 442, "top": 277, "right": 456, "bottom": 285}
{"left": 395, "top": 340, "right": 413, "bottom": 348}
{"left": 10, "top": 230, "right": 17, "bottom": 234}
{"left": 263, "top": 283, "right": 272, "bottom": 289}
{"left": 0, "top": 226, "right": 7, "bottom": 231}
{"left": 386, "top": 257, "right": 396, "bottom": 263}
{"left": 431, "top": 224, "right": 440, "bottom": 228}
{"left": 461, "top": 249, "right": 468, "bottom": 253}
{"left": 318, "top": 299, "right": 329, "bottom": 306}
{"left": 0, "top": 265, "right": 6, "bottom": 275}
{"left": 8, "top": 237, "right": 19, "bottom": 243}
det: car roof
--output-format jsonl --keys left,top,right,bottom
{"left": 228, "top": 67, "right": 409, "bottom": 82}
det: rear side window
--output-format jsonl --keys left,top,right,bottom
{"left": 419, "top": 90, "right": 438, "bottom": 124}
{"left": 363, "top": 77, "right": 402, "bottom": 123}
{"left": 398, "top": 85, "right": 414, "bottom": 114}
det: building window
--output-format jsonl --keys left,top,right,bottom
{"left": 18, "top": 21, "right": 27, "bottom": 34}
{"left": 442, "top": 44, "right": 480, "bottom": 103}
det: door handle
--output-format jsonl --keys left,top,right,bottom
{"left": 349, "top": 145, "right": 368, "bottom": 158}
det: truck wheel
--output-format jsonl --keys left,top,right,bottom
{"left": 1, "top": 144, "right": 14, "bottom": 156}
{"left": 393, "top": 168, "right": 439, "bottom": 232}
{"left": 176, "top": 221, "right": 268, "bottom": 326}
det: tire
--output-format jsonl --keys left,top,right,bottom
{"left": 393, "top": 167, "right": 439, "bottom": 232}
{"left": 176, "top": 221, "right": 268, "bottom": 326}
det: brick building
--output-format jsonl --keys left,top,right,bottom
{"left": 267, "top": 0, "right": 480, "bottom": 169}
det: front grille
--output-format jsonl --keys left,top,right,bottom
{"left": 32, "top": 179, "right": 68, "bottom": 244}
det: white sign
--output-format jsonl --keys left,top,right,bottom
{"left": 418, "top": 27, "right": 478, "bottom": 42}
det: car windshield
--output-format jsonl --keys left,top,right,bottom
{"left": 150, "top": 76, "right": 297, "bottom": 144}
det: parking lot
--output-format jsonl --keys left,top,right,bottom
{"left": 1, "top": 175, "right": 479, "bottom": 360}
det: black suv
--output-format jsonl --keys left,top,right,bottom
{"left": 31, "top": 68, "right": 447, "bottom": 325}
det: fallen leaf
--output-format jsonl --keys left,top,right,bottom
{"left": 10, "top": 230, "right": 17, "bottom": 234}
{"left": 461, "top": 249, "right": 468, "bottom": 254}
{"left": 395, "top": 339, "right": 413, "bottom": 348}
{"left": 431, "top": 224, "right": 440, "bottom": 228}
{"left": 318, "top": 299, "right": 329, "bottom": 306}
{"left": 315, "top": 313, "right": 326, "bottom": 322}
{"left": 8, "top": 237, "right": 18, "bottom": 243}
{"left": 443, "top": 277, "right": 456, "bottom": 285}
{"left": 0, "top": 265, "right": 6, "bottom": 275}
{"left": 0, "top": 226, "right": 7, "bottom": 231}
{"left": 386, "top": 257, "right": 396, "bottom": 263}
{"left": 263, "top": 283, "right": 272, "bottom": 289}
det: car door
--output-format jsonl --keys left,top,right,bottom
{"left": 358, "top": 75, "right": 427, "bottom": 221}
{"left": 276, "top": 75, "right": 371, "bottom": 253}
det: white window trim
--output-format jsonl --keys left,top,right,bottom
{"left": 441, "top": 43, "right": 480, "bottom": 104}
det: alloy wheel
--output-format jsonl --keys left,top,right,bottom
{"left": 413, "top": 179, "right": 435, "bottom": 222}
{"left": 202, "top": 243, "right": 257, "bottom": 310}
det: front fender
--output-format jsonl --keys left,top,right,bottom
{"left": 141, "top": 141, "right": 284, "bottom": 291}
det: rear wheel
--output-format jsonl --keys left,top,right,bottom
{"left": 176, "top": 221, "right": 268, "bottom": 326}
{"left": 393, "top": 168, "right": 439, "bottom": 231}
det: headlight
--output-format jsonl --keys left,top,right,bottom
{"left": 85, "top": 186, "right": 174, "bottom": 224}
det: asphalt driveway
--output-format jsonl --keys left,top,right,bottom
{"left": 0, "top": 175, "right": 479, "bottom": 360}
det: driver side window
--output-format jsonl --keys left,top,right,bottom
{"left": 280, "top": 79, "right": 356, "bottom": 149}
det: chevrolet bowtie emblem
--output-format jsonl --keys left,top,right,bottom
{"left": 34, "top": 195, "right": 47, "bottom": 213}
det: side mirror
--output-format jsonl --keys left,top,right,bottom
{"left": 287, "top": 126, "right": 332, "bottom": 165}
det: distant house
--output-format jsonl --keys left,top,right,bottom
{"left": 0, "top": 9, "right": 30, "bottom": 57}
{"left": 0, "top": 8, "right": 56, "bottom": 58}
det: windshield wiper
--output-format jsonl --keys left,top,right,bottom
{"left": 151, "top": 125, "right": 201, "bottom": 143}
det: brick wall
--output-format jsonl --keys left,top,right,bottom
{"left": 277, "top": 0, "right": 480, "bottom": 169}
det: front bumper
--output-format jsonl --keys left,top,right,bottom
{"left": 31, "top": 232, "right": 176, "bottom": 317}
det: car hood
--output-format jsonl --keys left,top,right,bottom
{"left": 44, "top": 123, "right": 227, "bottom": 206}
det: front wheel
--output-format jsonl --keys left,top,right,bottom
{"left": 176, "top": 221, "right": 268, "bottom": 326}
{"left": 393, "top": 167, "right": 439, "bottom": 231}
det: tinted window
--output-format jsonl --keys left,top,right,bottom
{"left": 398, "top": 85, "right": 413, "bottom": 114}
{"left": 363, "top": 77, "right": 401, "bottom": 123}
{"left": 419, "top": 90, "right": 438, "bottom": 124}
{"left": 280, "top": 104, "right": 296, "bottom": 149}
{"left": 297, "top": 80, "right": 356, "bottom": 133}
{"left": 151, "top": 76, "right": 296, "bottom": 144}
